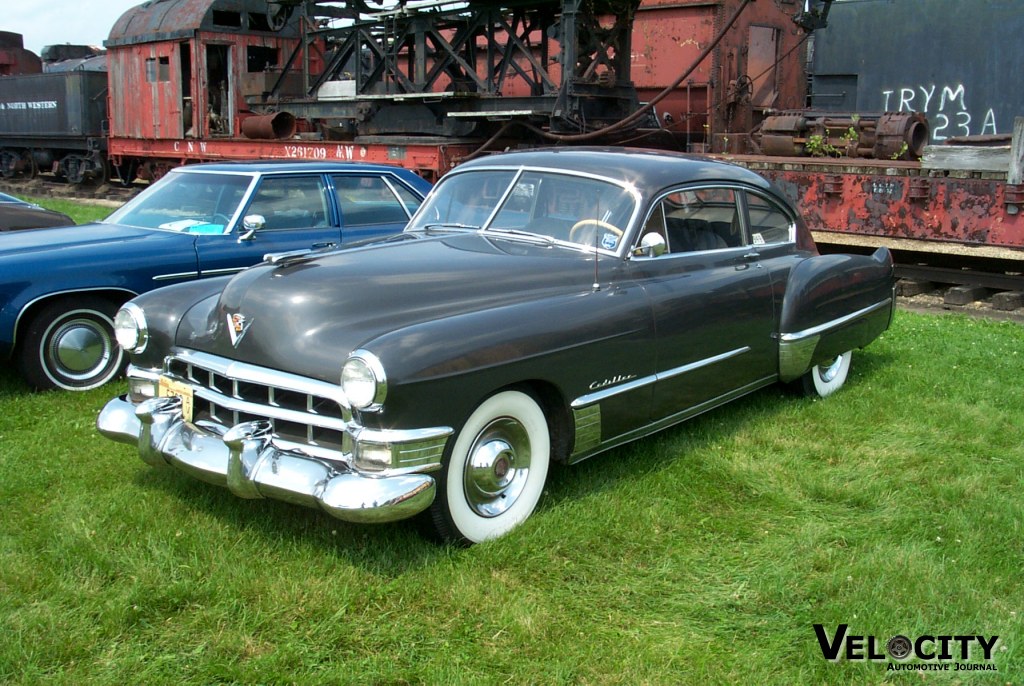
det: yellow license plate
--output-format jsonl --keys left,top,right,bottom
{"left": 158, "top": 376, "right": 194, "bottom": 422}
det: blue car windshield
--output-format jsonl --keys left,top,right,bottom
{"left": 409, "top": 169, "right": 637, "bottom": 252}
{"left": 104, "top": 172, "right": 253, "bottom": 233}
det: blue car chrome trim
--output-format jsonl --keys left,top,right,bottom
{"left": 200, "top": 267, "right": 247, "bottom": 276}
{"left": 152, "top": 271, "right": 200, "bottom": 281}
{"left": 571, "top": 346, "right": 752, "bottom": 408}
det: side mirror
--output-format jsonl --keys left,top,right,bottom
{"left": 635, "top": 232, "right": 667, "bottom": 258}
{"left": 238, "top": 214, "right": 265, "bottom": 242}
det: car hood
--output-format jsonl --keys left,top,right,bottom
{"left": 183, "top": 231, "right": 612, "bottom": 382}
{"left": 0, "top": 222, "right": 167, "bottom": 256}
{"left": 0, "top": 204, "right": 73, "bottom": 231}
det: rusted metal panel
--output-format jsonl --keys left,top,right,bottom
{"left": 106, "top": 0, "right": 300, "bottom": 48}
{"left": 108, "top": 43, "right": 182, "bottom": 139}
{"left": 630, "top": 0, "right": 807, "bottom": 141}
{"left": 107, "top": 136, "right": 476, "bottom": 182}
{"left": 108, "top": 26, "right": 309, "bottom": 141}
{"left": 743, "top": 160, "right": 1024, "bottom": 249}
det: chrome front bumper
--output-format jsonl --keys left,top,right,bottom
{"left": 98, "top": 394, "right": 447, "bottom": 524}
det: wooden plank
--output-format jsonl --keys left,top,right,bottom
{"left": 1010, "top": 116, "right": 1024, "bottom": 185}
{"left": 921, "top": 144, "right": 1010, "bottom": 173}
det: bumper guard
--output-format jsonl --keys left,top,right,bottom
{"left": 98, "top": 394, "right": 446, "bottom": 524}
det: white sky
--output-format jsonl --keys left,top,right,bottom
{"left": 4, "top": 1, "right": 142, "bottom": 56}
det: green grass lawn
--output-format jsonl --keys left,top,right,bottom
{"left": 1, "top": 311, "right": 1021, "bottom": 684}
{"left": 13, "top": 195, "right": 116, "bottom": 225}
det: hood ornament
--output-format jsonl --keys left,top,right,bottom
{"left": 227, "top": 312, "right": 253, "bottom": 347}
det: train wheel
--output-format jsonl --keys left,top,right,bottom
{"left": 21, "top": 151, "right": 37, "bottom": 180}
{"left": 0, "top": 150, "right": 20, "bottom": 178}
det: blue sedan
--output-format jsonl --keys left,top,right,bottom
{"left": 0, "top": 161, "right": 430, "bottom": 390}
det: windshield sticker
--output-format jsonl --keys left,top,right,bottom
{"left": 601, "top": 232, "right": 619, "bottom": 250}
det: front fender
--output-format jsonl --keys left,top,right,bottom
{"left": 778, "top": 247, "right": 895, "bottom": 381}
{"left": 363, "top": 283, "right": 654, "bottom": 430}
{"left": 125, "top": 276, "right": 233, "bottom": 370}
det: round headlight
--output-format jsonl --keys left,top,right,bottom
{"left": 113, "top": 303, "right": 148, "bottom": 354}
{"left": 341, "top": 350, "right": 387, "bottom": 410}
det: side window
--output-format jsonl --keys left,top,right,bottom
{"left": 246, "top": 176, "right": 329, "bottom": 230}
{"left": 333, "top": 175, "right": 416, "bottom": 226}
{"left": 746, "top": 193, "right": 794, "bottom": 245}
{"left": 644, "top": 187, "right": 743, "bottom": 254}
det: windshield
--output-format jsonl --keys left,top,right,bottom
{"left": 104, "top": 172, "right": 254, "bottom": 233}
{"left": 409, "top": 169, "right": 638, "bottom": 252}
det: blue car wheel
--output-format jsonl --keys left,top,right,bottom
{"left": 18, "top": 296, "right": 125, "bottom": 391}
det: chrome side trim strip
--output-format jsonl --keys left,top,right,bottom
{"left": 200, "top": 267, "right": 247, "bottom": 276}
{"left": 568, "top": 375, "right": 777, "bottom": 464}
{"left": 571, "top": 346, "right": 751, "bottom": 408}
{"left": 656, "top": 346, "right": 751, "bottom": 382}
{"left": 153, "top": 271, "right": 200, "bottom": 281}
{"left": 780, "top": 298, "right": 892, "bottom": 342}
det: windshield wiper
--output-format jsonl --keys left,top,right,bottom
{"left": 485, "top": 228, "right": 555, "bottom": 245}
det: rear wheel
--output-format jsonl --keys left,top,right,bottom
{"left": 799, "top": 350, "right": 852, "bottom": 397}
{"left": 429, "top": 390, "right": 550, "bottom": 544}
{"left": 18, "top": 296, "right": 125, "bottom": 391}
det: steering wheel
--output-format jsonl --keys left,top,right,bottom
{"left": 211, "top": 213, "right": 231, "bottom": 226}
{"left": 569, "top": 219, "right": 623, "bottom": 245}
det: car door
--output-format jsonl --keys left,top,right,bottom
{"left": 195, "top": 173, "right": 340, "bottom": 277}
{"left": 627, "top": 185, "right": 776, "bottom": 422}
{"left": 330, "top": 173, "right": 424, "bottom": 244}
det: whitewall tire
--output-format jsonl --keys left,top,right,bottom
{"left": 18, "top": 297, "right": 125, "bottom": 391}
{"left": 430, "top": 390, "right": 550, "bottom": 544}
{"left": 800, "top": 350, "right": 852, "bottom": 398}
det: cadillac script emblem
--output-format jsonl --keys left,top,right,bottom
{"left": 227, "top": 312, "right": 253, "bottom": 347}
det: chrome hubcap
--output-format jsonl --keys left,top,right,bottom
{"left": 464, "top": 417, "right": 531, "bottom": 518}
{"left": 49, "top": 318, "right": 112, "bottom": 380}
{"left": 817, "top": 355, "right": 844, "bottom": 383}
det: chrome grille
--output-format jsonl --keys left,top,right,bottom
{"left": 165, "top": 350, "right": 352, "bottom": 457}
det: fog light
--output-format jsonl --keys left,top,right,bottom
{"left": 354, "top": 442, "right": 393, "bottom": 472}
{"left": 128, "top": 376, "right": 159, "bottom": 403}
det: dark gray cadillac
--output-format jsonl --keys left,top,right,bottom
{"left": 98, "top": 148, "right": 895, "bottom": 543}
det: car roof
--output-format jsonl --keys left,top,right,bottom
{"left": 170, "top": 160, "right": 416, "bottom": 176}
{"left": 454, "top": 147, "right": 776, "bottom": 193}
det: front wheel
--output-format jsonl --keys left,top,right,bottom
{"left": 429, "top": 390, "right": 551, "bottom": 544}
{"left": 18, "top": 296, "right": 125, "bottom": 391}
{"left": 799, "top": 350, "right": 852, "bottom": 397}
